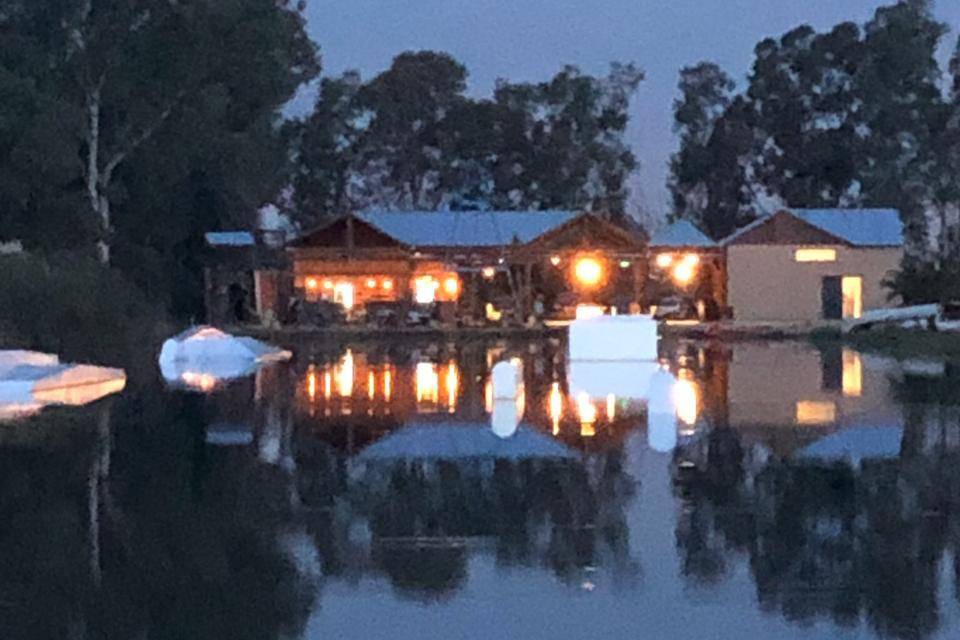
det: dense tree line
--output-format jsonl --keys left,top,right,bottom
{"left": 286, "top": 52, "right": 644, "bottom": 229}
{"left": 0, "top": 0, "right": 318, "bottom": 320}
{"left": 669, "top": 0, "right": 960, "bottom": 301}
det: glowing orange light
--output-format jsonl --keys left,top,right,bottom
{"left": 323, "top": 371, "right": 332, "bottom": 400}
{"left": 573, "top": 257, "right": 603, "bottom": 288}
{"left": 606, "top": 393, "right": 616, "bottom": 421}
{"left": 415, "top": 362, "right": 439, "bottom": 409}
{"left": 414, "top": 276, "right": 437, "bottom": 304}
{"left": 322, "top": 280, "right": 334, "bottom": 290}
{"left": 443, "top": 276, "right": 460, "bottom": 297}
{"left": 550, "top": 255, "right": 561, "bottom": 266}
{"left": 383, "top": 368, "right": 393, "bottom": 401}
{"left": 576, "top": 392, "right": 597, "bottom": 434}
{"left": 673, "top": 371, "right": 699, "bottom": 426}
{"left": 368, "top": 371, "right": 375, "bottom": 401}
{"left": 307, "top": 369, "right": 317, "bottom": 401}
{"left": 481, "top": 266, "right": 496, "bottom": 279}
{"left": 549, "top": 382, "right": 563, "bottom": 435}
{"left": 382, "top": 279, "right": 394, "bottom": 290}
{"left": 305, "top": 277, "right": 319, "bottom": 290}
{"left": 445, "top": 361, "right": 459, "bottom": 413}
{"left": 484, "top": 378, "right": 493, "bottom": 413}
{"left": 655, "top": 253, "right": 674, "bottom": 268}
{"left": 672, "top": 260, "right": 696, "bottom": 286}
{"left": 336, "top": 350, "right": 354, "bottom": 397}
{"left": 366, "top": 278, "right": 377, "bottom": 289}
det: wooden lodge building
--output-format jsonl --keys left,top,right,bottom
{"left": 211, "top": 210, "right": 649, "bottom": 326}
{"left": 203, "top": 206, "right": 903, "bottom": 327}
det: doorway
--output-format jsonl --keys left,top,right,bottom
{"left": 822, "top": 276, "right": 863, "bottom": 320}
{"left": 841, "top": 276, "right": 862, "bottom": 319}
{"left": 333, "top": 282, "right": 355, "bottom": 311}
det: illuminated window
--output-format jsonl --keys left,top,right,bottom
{"left": 333, "top": 282, "right": 355, "bottom": 310}
{"left": 414, "top": 277, "right": 438, "bottom": 304}
{"left": 796, "top": 400, "right": 837, "bottom": 425}
{"left": 655, "top": 253, "right": 673, "bottom": 268}
{"left": 795, "top": 248, "right": 837, "bottom": 262}
{"left": 842, "top": 349, "right": 862, "bottom": 397}
{"left": 416, "top": 362, "right": 439, "bottom": 410}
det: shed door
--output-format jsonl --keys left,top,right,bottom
{"left": 821, "top": 276, "right": 842, "bottom": 320}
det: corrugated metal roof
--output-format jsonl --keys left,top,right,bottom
{"left": 204, "top": 231, "right": 254, "bottom": 247}
{"left": 721, "top": 208, "right": 903, "bottom": 247}
{"left": 649, "top": 220, "right": 714, "bottom": 248}
{"left": 357, "top": 210, "right": 578, "bottom": 247}
{"left": 793, "top": 209, "right": 902, "bottom": 246}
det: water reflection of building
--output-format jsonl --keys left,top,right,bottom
{"left": 679, "top": 342, "right": 897, "bottom": 455}
{"left": 290, "top": 341, "right": 645, "bottom": 454}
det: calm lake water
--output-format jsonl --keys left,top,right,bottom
{"left": 2, "top": 337, "right": 960, "bottom": 640}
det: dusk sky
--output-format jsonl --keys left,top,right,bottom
{"left": 301, "top": 0, "right": 960, "bottom": 218}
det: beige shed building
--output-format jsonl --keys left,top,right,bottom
{"left": 722, "top": 209, "right": 903, "bottom": 323}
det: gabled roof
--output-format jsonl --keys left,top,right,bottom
{"left": 356, "top": 210, "right": 578, "bottom": 248}
{"left": 792, "top": 209, "right": 902, "bottom": 247}
{"left": 649, "top": 220, "right": 714, "bottom": 248}
{"left": 205, "top": 231, "right": 254, "bottom": 247}
{"left": 721, "top": 208, "right": 903, "bottom": 247}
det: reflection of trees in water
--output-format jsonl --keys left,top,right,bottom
{"left": 292, "top": 445, "right": 638, "bottom": 600}
{"left": 0, "top": 389, "right": 316, "bottom": 639}
{"left": 674, "top": 397, "right": 960, "bottom": 640}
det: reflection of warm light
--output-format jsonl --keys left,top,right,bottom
{"left": 606, "top": 393, "right": 616, "bottom": 421}
{"left": 550, "top": 255, "right": 561, "bottom": 266}
{"left": 655, "top": 253, "right": 673, "bottom": 268}
{"left": 181, "top": 372, "right": 217, "bottom": 392}
{"left": 323, "top": 371, "right": 332, "bottom": 400}
{"left": 445, "top": 361, "right": 459, "bottom": 413}
{"left": 577, "top": 392, "right": 597, "bottom": 437}
{"left": 416, "top": 362, "right": 439, "bottom": 408}
{"left": 549, "top": 382, "right": 563, "bottom": 435}
{"left": 306, "top": 277, "right": 319, "bottom": 290}
{"left": 383, "top": 368, "right": 392, "bottom": 402}
{"left": 796, "top": 400, "right": 836, "bottom": 425}
{"left": 368, "top": 371, "right": 375, "bottom": 400}
{"left": 366, "top": 278, "right": 377, "bottom": 288}
{"left": 482, "top": 266, "right": 496, "bottom": 279}
{"left": 443, "top": 276, "right": 459, "bottom": 297}
{"left": 573, "top": 257, "right": 603, "bottom": 288}
{"left": 484, "top": 378, "right": 493, "bottom": 413}
{"left": 842, "top": 349, "right": 863, "bottom": 397}
{"left": 382, "top": 279, "right": 394, "bottom": 290}
{"left": 515, "top": 385, "right": 526, "bottom": 418}
{"left": 336, "top": 350, "right": 354, "bottom": 396}
{"left": 575, "top": 304, "right": 605, "bottom": 320}
{"left": 414, "top": 277, "right": 438, "bottom": 304}
{"left": 673, "top": 376, "right": 699, "bottom": 426}
{"left": 307, "top": 369, "right": 317, "bottom": 401}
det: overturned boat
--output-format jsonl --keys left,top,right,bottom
{"left": 158, "top": 326, "right": 292, "bottom": 391}
{"left": 0, "top": 350, "right": 127, "bottom": 419}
